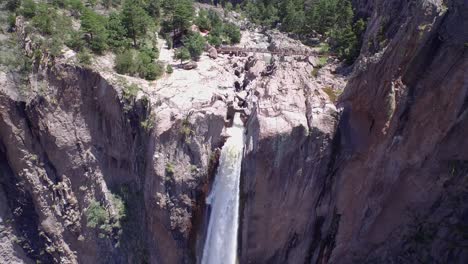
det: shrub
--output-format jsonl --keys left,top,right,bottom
{"left": 175, "top": 47, "right": 190, "bottom": 63}
{"left": 110, "top": 194, "right": 126, "bottom": 225}
{"left": 165, "top": 163, "right": 175, "bottom": 175}
{"left": 6, "top": 0, "right": 21, "bottom": 11}
{"left": 311, "top": 68, "right": 319, "bottom": 78}
{"left": 322, "top": 86, "right": 342, "bottom": 102}
{"left": 115, "top": 49, "right": 137, "bottom": 75}
{"left": 139, "top": 46, "right": 158, "bottom": 61}
{"left": 66, "top": 30, "right": 85, "bottom": 51}
{"left": 223, "top": 23, "right": 241, "bottom": 44}
{"left": 141, "top": 62, "right": 164, "bottom": 80}
{"left": 7, "top": 14, "right": 16, "bottom": 31}
{"left": 115, "top": 49, "right": 163, "bottom": 80}
{"left": 47, "top": 35, "right": 64, "bottom": 57}
{"left": 318, "top": 43, "right": 330, "bottom": 54}
{"left": 207, "top": 35, "right": 222, "bottom": 47}
{"left": 77, "top": 49, "right": 92, "bottom": 65}
{"left": 180, "top": 118, "right": 193, "bottom": 143}
{"left": 32, "top": 4, "right": 54, "bottom": 34}
{"left": 136, "top": 50, "right": 152, "bottom": 67}
{"left": 183, "top": 32, "right": 206, "bottom": 60}
{"left": 225, "top": 2, "right": 233, "bottom": 12}
{"left": 122, "top": 83, "right": 140, "bottom": 101}
{"left": 318, "top": 56, "right": 328, "bottom": 67}
{"left": 166, "top": 64, "right": 173, "bottom": 74}
{"left": 86, "top": 201, "right": 109, "bottom": 228}
{"left": 140, "top": 117, "right": 154, "bottom": 131}
{"left": 67, "top": 0, "right": 85, "bottom": 13}
{"left": 195, "top": 9, "right": 211, "bottom": 31}
{"left": 21, "top": 0, "right": 37, "bottom": 18}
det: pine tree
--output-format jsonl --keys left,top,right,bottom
{"left": 183, "top": 32, "right": 206, "bottom": 60}
{"left": 224, "top": 23, "right": 241, "bottom": 44}
{"left": 146, "top": 0, "right": 162, "bottom": 18}
{"left": 121, "top": 0, "right": 152, "bottom": 47}
{"left": 195, "top": 9, "right": 211, "bottom": 31}
{"left": 81, "top": 9, "right": 108, "bottom": 53}
{"left": 172, "top": 0, "right": 194, "bottom": 35}
{"left": 175, "top": 47, "right": 190, "bottom": 64}
{"left": 106, "top": 12, "right": 129, "bottom": 49}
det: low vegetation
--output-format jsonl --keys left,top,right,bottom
{"left": 180, "top": 118, "right": 193, "bottom": 143}
{"left": 322, "top": 86, "right": 342, "bottom": 103}
{"left": 86, "top": 200, "right": 109, "bottom": 229}
{"left": 165, "top": 163, "right": 175, "bottom": 176}
{"left": 85, "top": 195, "right": 126, "bottom": 241}
{"left": 115, "top": 49, "right": 163, "bottom": 80}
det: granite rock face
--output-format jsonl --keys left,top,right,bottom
{"left": 326, "top": 0, "right": 468, "bottom": 262}
{"left": 0, "top": 63, "right": 227, "bottom": 263}
{"left": 239, "top": 58, "right": 340, "bottom": 263}
{"left": 0, "top": 19, "right": 229, "bottom": 262}
{"left": 238, "top": 0, "right": 468, "bottom": 263}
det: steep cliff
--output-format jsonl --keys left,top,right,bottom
{"left": 0, "top": 17, "right": 231, "bottom": 262}
{"left": 0, "top": 62, "right": 230, "bottom": 263}
{"left": 238, "top": 0, "right": 467, "bottom": 263}
{"left": 328, "top": 0, "right": 468, "bottom": 262}
{"left": 239, "top": 46, "right": 342, "bottom": 263}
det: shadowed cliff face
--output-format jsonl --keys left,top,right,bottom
{"left": 328, "top": 0, "right": 468, "bottom": 262}
{"left": 239, "top": 0, "right": 468, "bottom": 263}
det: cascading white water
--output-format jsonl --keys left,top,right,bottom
{"left": 201, "top": 113, "right": 245, "bottom": 264}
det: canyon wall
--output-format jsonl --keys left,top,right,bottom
{"left": 0, "top": 62, "right": 226, "bottom": 263}
{"left": 239, "top": 0, "right": 467, "bottom": 263}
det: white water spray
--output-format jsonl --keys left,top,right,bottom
{"left": 201, "top": 113, "right": 245, "bottom": 264}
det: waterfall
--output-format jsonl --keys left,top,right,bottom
{"left": 201, "top": 113, "right": 245, "bottom": 264}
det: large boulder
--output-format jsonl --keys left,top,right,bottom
{"left": 208, "top": 46, "right": 218, "bottom": 59}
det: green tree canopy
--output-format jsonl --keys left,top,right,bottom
{"left": 121, "top": 0, "right": 152, "bottom": 47}
{"left": 172, "top": 0, "right": 194, "bottom": 35}
{"left": 20, "top": 0, "right": 37, "bottom": 18}
{"left": 195, "top": 9, "right": 211, "bottom": 31}
{"left": 183, "top": 32, "right": 206, "bottom": 60}
{"left": 81, "top": 9, "right": 108, "bottom": 53}
{"left": 175, "top": 47, "right": 190, "bottom": 63}
{"left": 106, "top": 12, "right": 129, "bottom": 50}
{"left": 224, "top": 22, "right": 241, "bottom": 44}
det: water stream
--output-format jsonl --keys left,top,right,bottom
{"left": 201, "top": 113, "right": 245, "bottom": 264}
